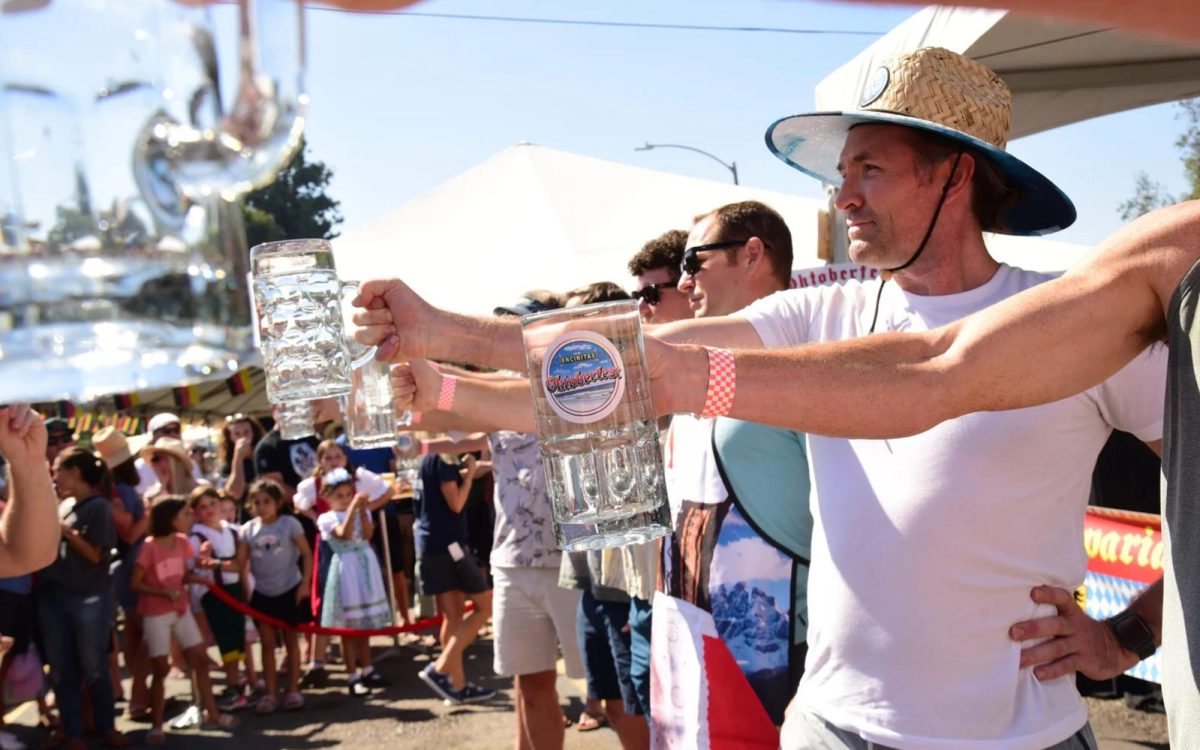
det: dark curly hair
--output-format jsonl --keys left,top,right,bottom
{"left": 626, "top": 229, "right": 688, "bottom": 278}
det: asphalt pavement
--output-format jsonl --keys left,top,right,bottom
{"left": 1, "top": 634, "right": 1167, "bottom": 749}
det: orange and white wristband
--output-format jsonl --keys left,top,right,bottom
{"left": 436, "top": 374, "right": 458, "bottom": 412}
{"left": 700, "top": 347, "right": 736, "bottom": 418}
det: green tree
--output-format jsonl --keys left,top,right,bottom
{"left": 240, "top": 139, "right": 343, "bottom": 247}
{"left": 1120, "top": 98, "right": 1200, "bottom": 220}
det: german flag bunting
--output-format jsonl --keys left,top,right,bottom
{"left": 227, "top": 369, "right": 254, "bottom": 396}
{"left": 113, "top": 393, "right": 139, "bottom": 410}
{"left": 75, "top": 412, "right": 95, "bottom": 433}
{"left": 56, "top": 401, "right": 76, "bottom": 419}
{"left": 172, "top": 384, "right": 201, "bottom": 409}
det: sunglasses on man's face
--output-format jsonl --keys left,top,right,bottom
{"left": 680, "top": 239, "right": 749, "bottom": 277}
{"left": 156, "top": 424, "right": 181, "bottom": 437}
{"left": 631, "top": 282, "right": 679, "bottom": 306}
{"left": 46, "top": 434, "right": 73, "bottom": 447}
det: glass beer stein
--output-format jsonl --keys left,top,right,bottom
{"left": 0, "top": 0, "right": 305, "bottom": 402}
{"left": 251, "top": 239, "right": 376, "bottom": 403}
{"left": 521, "top": 299, "right": 671, "bottom": 550}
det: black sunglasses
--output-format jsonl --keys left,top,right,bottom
{"left": 47, "top": 434, "right": 74, "bottom": 447}
{"left": 680, "top": 239, "right": 749, "bottom": 277}
{"left": 631, "top": 282, "right": 678, "bottom": 306}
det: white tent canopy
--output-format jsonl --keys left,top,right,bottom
{"left": 333, "top": 144, "right": 829, "bottom": 315}
{"left": 815, "top": 6, "right": 1200, "bottom": 139}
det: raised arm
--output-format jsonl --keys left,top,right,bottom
{"left": 651, "top": 202, "right": 1198, "bottom": 437}
{"left": 391, "top": 359, "right": 538, "bottom": 434}
{"left": 0, "top": 407, "right": 59, "bottom": 576}
{"left": 352, "top": 279, "right": 527, "bottom": 371}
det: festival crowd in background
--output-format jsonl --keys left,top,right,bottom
{"left": 0, "top": 40, "right": 1186, "bottom": 750}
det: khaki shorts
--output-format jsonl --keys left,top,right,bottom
{"left": 492, "top": 566, "right": 583, "bottom": 679}
{"left": 143, "top": 610, "right": 203, "bottom": 658}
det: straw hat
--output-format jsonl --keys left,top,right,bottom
{"left": 92, "top": 427, "right": 133, "bottom": 468}
{"left": 140, "top": 437, "right": 194, "bottom": 473}
{"left": 765, "top": 47, "right": 1075, "bottom": 236}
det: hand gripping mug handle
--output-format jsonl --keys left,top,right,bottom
{"left": 340, "top": 280, "right": 378, "bottom": 369}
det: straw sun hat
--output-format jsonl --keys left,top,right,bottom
{"left": 92, "top": 427, "right": 132, "bottom": 468}
{"left": 765, "top": 46, "right": 1075, "bottom": 236}
{"left": 140, "top": 437, "right": 195, "bottom": 473}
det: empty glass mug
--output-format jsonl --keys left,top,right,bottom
{"left": 251, "top": 239, "right": 375, "bottom": 403}
{"left": 276, "top": 399, "right": 315, "bottom": 440}
{"left": 0, "top": 0, "right": 306, "bottom": 402}
{"left": 341, "top": 358, "right": 398, "bottom": 450}
{"left": 520, "top": 299, "right": 671, "bottom": 550}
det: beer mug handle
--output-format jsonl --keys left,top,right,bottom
{"left": 340, "top": 281, "right": 378, "bottom": 369}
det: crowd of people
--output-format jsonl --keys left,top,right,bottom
{"left": 4, "top": 6, "right": 1200, "bottom": 748}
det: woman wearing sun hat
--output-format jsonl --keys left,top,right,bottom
{"left": 140, "top": 438, "right": 206, "bottom": 504}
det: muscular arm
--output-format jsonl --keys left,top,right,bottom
{"left": 652, "top": 202, "right": 1198, "bottom": 436}
{"left": 651, "top": 314, "right": 765, "bottom": 348}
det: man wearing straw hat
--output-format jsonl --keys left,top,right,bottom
{"left": 353, "top": 47, "right": 1166, "bottom": 749}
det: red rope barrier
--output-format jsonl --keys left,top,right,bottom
{"left": 201, "top": 580, "right": 471, "bottom": 637}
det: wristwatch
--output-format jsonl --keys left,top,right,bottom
{"left": 1106, "top": 610, "right": 1158, "bottom": 660}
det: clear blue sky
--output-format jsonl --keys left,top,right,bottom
{"left": 295, "top": 0, "right": 1191, "bottom": 248}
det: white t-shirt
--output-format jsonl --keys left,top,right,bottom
{"left": 738, "top": 264, "right": 1166, "bottom": 750}
{"left": 294, "top": 467, "right": 390, "bottom": 513}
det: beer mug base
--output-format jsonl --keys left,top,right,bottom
{"left": 0, "top": 320, "right": 253, "bottom": 403}
{"left": 555, "top": 503, "right": 672, "bottom": 551}
{"left": 346, "top": 434, "right": 397, "bottom": 450}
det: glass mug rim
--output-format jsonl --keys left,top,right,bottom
{"left": 250, "top": 238, "right": 334, "bottom": 260}
{"left": 520, "top": 298, "right": 638, "bottom": 326}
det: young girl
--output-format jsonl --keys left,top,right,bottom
{"left": 188, "top": 487, "right": 249, "bottom": 711}
{"left": 132, "top": 497, "right": 234, "bottom": 744}
{"left": 316, "top": 468, "right": 392, "bottom": 697}
{"left": 297, "top": 441, "right": 390, "bottom": 687}
{"left": 241, "top": 479, "right": 313, "bottom": 714}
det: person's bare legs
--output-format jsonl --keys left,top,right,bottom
{"left": 123, "top": 613, "right": 150, "bottom": 715}
{"left": 149, "top": 656, "right": 169, "bottom": 734}
{"left": 258, "top": 623, "right": 280, "bottom": 698}
{"left": 185, "top": 645, "right": 220, "bottom": 723}
{"left": 514, "top": 669, "right": 563, "bottom": 750}
{"left": 393, "top": 571, "right": 413, "bottom": 625}
{"left": 282, "top": 630, "right": 302, "bottom": 694}
{"left": 434, "top": 590, "right": 492, "bottom": 690}
{"left": 603, "top": 699, "right": 649, "bottom": 750}
{"left": 434, "top": 592, "right": 464, "bottom": 651}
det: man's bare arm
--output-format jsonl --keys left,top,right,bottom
{"left": 352, "top": 279, "right": 527, "bottom": 371}
{"left": 391, "top": 359, "right": 538, "bottom": 433}
{"left": 652, "top": 203, "right": 1199, "bottom": 437}
{"left": 651, "top": 314, "right": 764, "bottom": 348}
{"left": 0, "top": 407, "right": 60, "bottom": 576}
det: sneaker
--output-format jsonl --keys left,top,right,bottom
{"left": 217, "top": 689, "right": 249, "bottom": 713}
{"left": 347, "top": 678, "right": 370, "bottom": 698}
{"left": 417, "top": 664, "right": 461, "bottom": 704}
{"left": 457, "top": 682, "right": 496, "bottom": 704}
{"left": 361, "top": 670, "right": 390, "bottom": 688}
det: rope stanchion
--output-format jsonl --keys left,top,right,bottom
{"left": 201, "top": 579, "right": 470, "bottom": 638}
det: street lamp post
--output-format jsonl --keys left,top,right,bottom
{"left": 635, "top": 142, "right": 739, "bottom": 185}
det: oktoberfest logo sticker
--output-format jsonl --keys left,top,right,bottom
{"left": 541, "top": 331, "right": 625, "bottom": 423}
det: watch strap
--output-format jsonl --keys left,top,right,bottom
{"left": 1106, "top": 610, "right": 1157, "bottom": 661}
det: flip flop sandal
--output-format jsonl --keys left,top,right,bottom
{"left": 576, "top": 712, "right": 608, "bottom": 732}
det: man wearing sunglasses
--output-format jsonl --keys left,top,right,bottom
{"left": 354, "top": 49, "right": 1165, "bottom": 750}
{"left": 44, "top": 417, "right": 76, "bottom": 464}
{"left": 627, "top": 230, "right": 691, "bottom": 325}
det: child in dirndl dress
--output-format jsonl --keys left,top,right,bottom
{"left": 316, "top": 468, "right": 392, "bottom": 696}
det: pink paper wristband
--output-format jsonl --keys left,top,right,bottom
{"left": 436, "top": 374, "right": 458, "bottom": 412}
{"left": 700, "top": 347, "right": 736, "bottom": 418}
